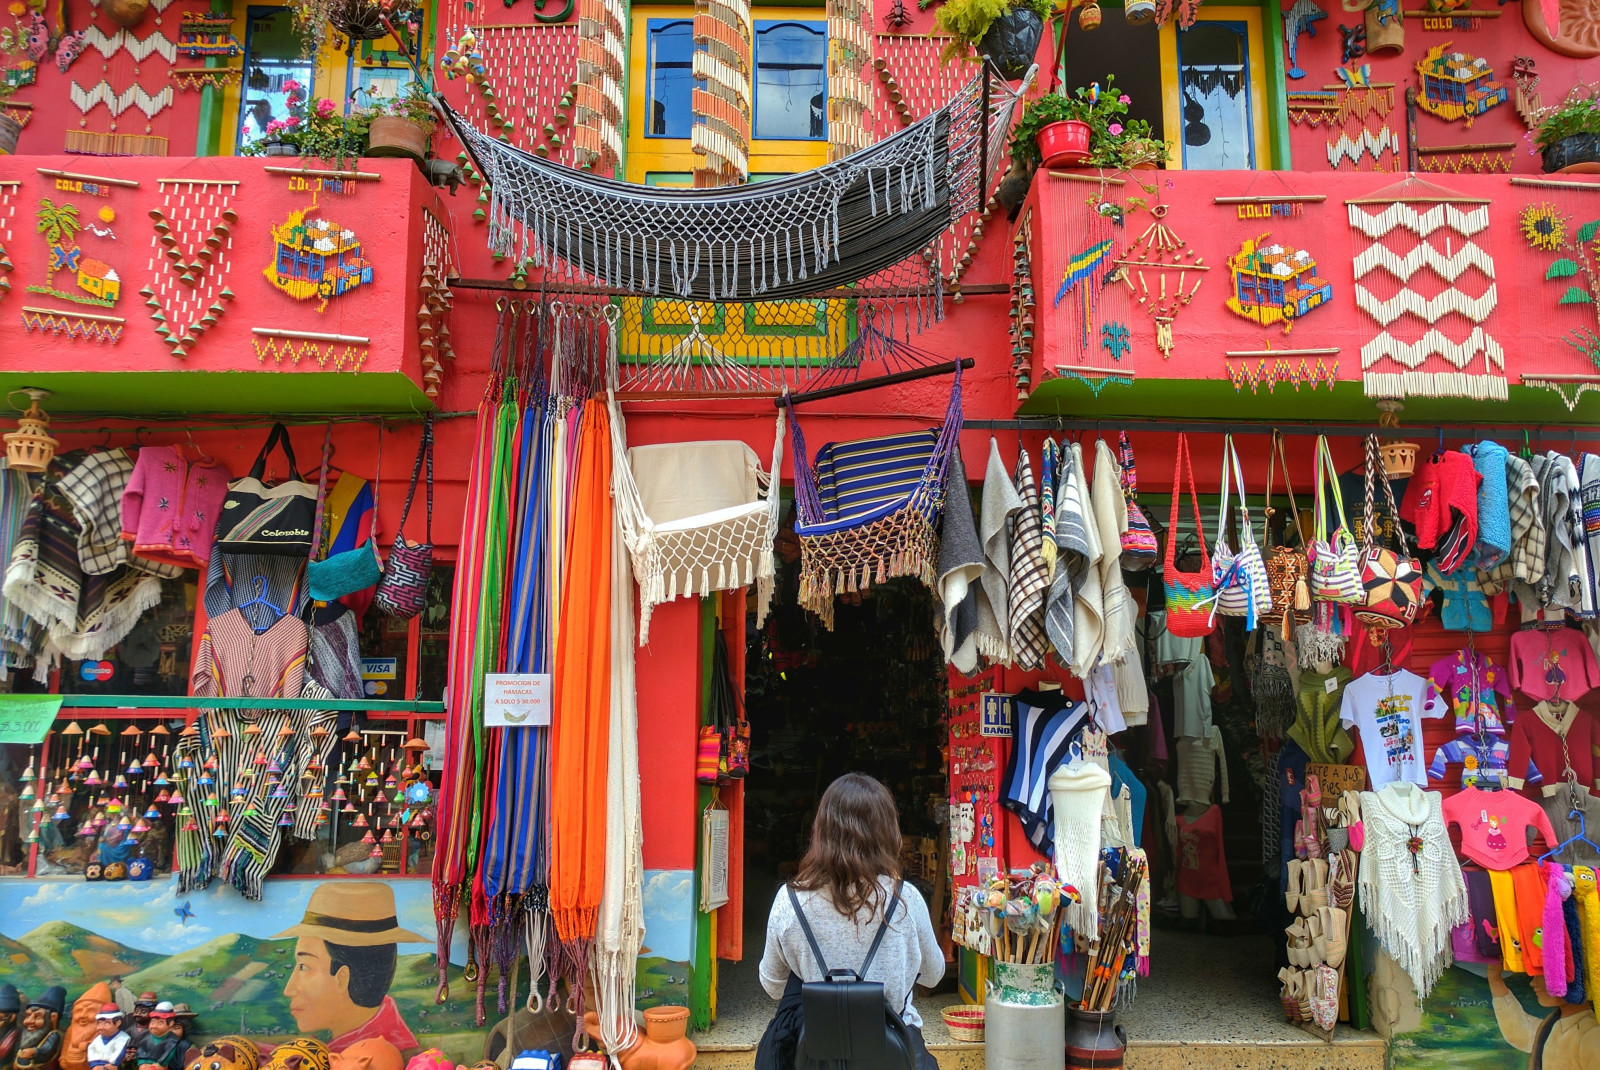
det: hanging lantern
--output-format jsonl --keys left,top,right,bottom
{"left": 4, "top": 388, "right": 58, "bottom": 472}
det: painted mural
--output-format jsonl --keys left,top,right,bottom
{"left": 1390, "top": 964, "right": 1598, "bottom": 1069}
{"left": 0, "top": 871, "right": 696, "bottom": 1065}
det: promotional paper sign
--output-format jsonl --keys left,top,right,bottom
{"left": 484, "top": 673, "right": 552, "bottom": 726}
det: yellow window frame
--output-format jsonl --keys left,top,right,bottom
{"left": 1156, "top": 6, "right": 1270, "bottom": 171}
{"left": 624, "top": 4, "right": 829, "bottom": 184}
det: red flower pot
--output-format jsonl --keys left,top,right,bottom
{"left": 1038, "top": 120, "right": 1092, "bottom": 167}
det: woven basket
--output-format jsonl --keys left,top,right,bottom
{"left": 941, "top": 1005, "right": 985, "bottom": 1043}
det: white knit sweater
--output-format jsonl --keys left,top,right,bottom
{"left": 1357, "top": 782, "right": 1468, "bottom": 998}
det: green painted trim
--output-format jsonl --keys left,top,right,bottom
{"left": 55, "top": 695, "right": 444, "bottom": 712}
{"left": 690, "top": 596, "right": 718, "bottom": 1032}
{"left": 1260, "top": 0, "right": 1291, "bottom": 170}
{"left": 0, "top": 371, "right": 434, "bottom": 414}
{"left": 196, "top": 0, "right": 230, "bottom": 156}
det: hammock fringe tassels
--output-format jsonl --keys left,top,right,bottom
{"left": 787, "top": 363, "right": 963, "bottom": 629}
{"left": 439, "top": 66, "right": 1028, "bottom": 302}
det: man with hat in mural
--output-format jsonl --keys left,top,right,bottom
{"left": 84, "top": 1006, "right": 129, "bottom": 1070}
{"left": 15, "top": 987, "right": 65, "bottom": 1070}
{"left": 131, "top": 1005, "right": 182, "bottom": 1070}
{"left": 276, "top": 883, "right": 426, "bottom": 1055}
{"left": 0, "top": 985, "right": 25, "bottom": 1070}
{"left": 123, "top": 996, "right": 157, "bottom": 1050}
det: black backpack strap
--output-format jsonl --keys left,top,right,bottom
{"left": 859, "top": 879, "right": 904, "bottom": 977}
{"left": 786, "top": 884, "right": 833, "bottom": 976}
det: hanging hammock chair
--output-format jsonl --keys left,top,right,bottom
{"left": 607, "top": 364, "right": 786, "bottom": 643}
{"left": 786, "top": 363, "right": 962, "bottom": 629}
{"left": 438, "top": 68, "right": 1028, "bottom": 302}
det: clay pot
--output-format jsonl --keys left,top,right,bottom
{"left": 1065, "top": 1007, "right": 1126, "bottom": 1070}
{"left": 367, "top": 116, "right": 431, "bottom": 162}
{"left": 583, "top": 1008, "right": 695, "bottom": 1070}
{"left": 106, "top": 0, "right": 149, "bottom": 28}
{"left": 1363, "top": 6, "right": 1404, "bottom": 55}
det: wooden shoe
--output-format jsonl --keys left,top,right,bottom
{"left": 1286, "top": 858, "right": 1304, "bottom": 914}
{"left": 1318, "top": 906, "right": 1348, "bottom": 969}
{"left": 1302, "top": 857, "right": 1329, "bottom": 913}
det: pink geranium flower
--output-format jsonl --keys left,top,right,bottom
{"left": 316, "top": 98, "right": 337, "bottom": 117}
{"left": 1108, "top": 123, "right": 1123, "bottom": 136}
{"left": 1118, "top": 94, "right": 1130, "bottom": 104}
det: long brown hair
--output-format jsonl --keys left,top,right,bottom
{"left": 792, "top": 773, "right": 902, "bottom": 917}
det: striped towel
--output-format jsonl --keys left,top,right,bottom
{"left": 812, "top": 428, "right": 939, "bottom": 523}
{"left": 1040, "top": 439, "right": 1059, "bottom": 581}
{"left": 1010, "top": 450, "right": 1050, "bottom": 670}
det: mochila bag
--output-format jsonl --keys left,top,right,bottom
{"left": 374, "top": 414, "right": 435, "bottom": 619}
{"left": 306, "top": 422, "right": 383, "bottom": 603}
{"left": 1356, "top": 433, "right": 1424, "bottom": 629}
{"left": 696, "top": 631, "right": 747, "bottom": 784}
{"left": 1118, "top": 431, "right": 1158, "bottom": 570}
{"left": 1309, "top": 435, "right": 1364, "bottom": 605}
{"left": 215, "top": 422, "right": 318, "bottom": 556}
{"left": 1212, "top": 433, "right": 1273, "bottom": 629}
{"left": 1263, "top": 430, "right": 1312, "bottom": 633}
{"left": 1164, "top": 433, "right": 1216, "bottom": 638}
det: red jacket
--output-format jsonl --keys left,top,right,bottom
{"left": 1399, "top": 451, "right": 1480, "bottom": 555}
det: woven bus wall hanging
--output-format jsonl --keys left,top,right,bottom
{"left": 1215, "top": 192, "right": 1331, "bottom": 335}
{"left": 1414, "top": 42, "right": 1507, "bottom": 128}
{"left": 141, "top": 179, "right": 236, "bottom": 358}
{"left": 1348, "top": 178, "right": 1504, "bottom": 400}
{"left": 261, "top": 171, "right": 374, "bottom": 313}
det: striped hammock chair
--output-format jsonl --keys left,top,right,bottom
{"left": 607, "top": 387, "right": 785, "bottom": 642}
{"left": 786, "top": 364, "right": 962, "bottom": 629}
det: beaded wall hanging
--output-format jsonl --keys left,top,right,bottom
{"left": 826, "top": 0, "right": 872, "bottom": 161}
{"left": 1414, "top": 42, "right": 1507, "bottom": 127}
{"left": 440, "top": 25, "right": 581, "bottom": 164}
{"left": 27, "top": 196, "right": 124, "bottom": 309}
{"left": 19, "top": 304, "right": 124, "bottom": 343}
{"left": 574, "top": 0, "right": 626, "bottom": 172}
{"left": 1520, "top": 374, "right": 1600, "bottom": 412}
{"left": 0, "top": 180, "right": 15, "bottom": 301}
{"left": 1054, "top": 364, "right": 1135, "bottom": 396}
{"left": 141, "top": 179, "right": 236, "bottom": 358}
{"left": 176, "top": 13, "right": 238, "bottom": 57}
{"left": 70, "top": 19, "right": 180, "bottom": 155}
{"left": 251, "top": 327, "right": 370, "bottom": 372}
{"left": 1114, "top": 205, "right": 1206, "bottom": 358}
{"left": 419, "top": 205, "right": 457, "bottom": 398}
{"left": 1223, "top": 233, "right": 1333, "bottom": 331}
{"left": 1290, "top": 65, "right": 1397, "bottom": 173}
{"left": 1223, "top": 350, "right": 1340, "bottom": 394}
{"left": 1515, "top": 192, "right": 1600, "bottom": 366}
{"left": 1011, "top": 210, "right": 1035, "bottom": 399}
{"left": 260, "top": 169, "right": 375, "bottom": 311}
{"left": 1348, "top": 179, "right": 1504, "bottom": 400}
{"left": 1415, "top": 142, "right": 1514, "bottom": 173}
{"left": 1284, "top": 0, "right": 1327, "bottom": 80}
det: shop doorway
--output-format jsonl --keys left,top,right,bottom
{"left": 715, "top": 575, "right": 951, "bottom": 1025}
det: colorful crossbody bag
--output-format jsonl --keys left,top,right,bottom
{"left": 374, "top": 414, "right": 435, "bottom": 619}
{"left": 1213, "top": 433, "right": 1273, "bottom": 629}
{"left": 1118, "top": 431, "right": 1159, "bottom": 570}
{"left": 1263, "top": 430, "right": 1312, "bottom": 633}
{"left": 1309, "top": 435, "right": 1365, "bottom": 605}
{"left": 1356, "top": 433, "right": 1424, "bottom": 629}
{"left": 1164, "top": 433, "right": 1216, "bottom": 638}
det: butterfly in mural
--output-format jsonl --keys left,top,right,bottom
{"left": 174, "top": 900, "right": 195, "bottom": 925}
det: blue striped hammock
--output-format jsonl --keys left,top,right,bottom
{"left": 786, "top": 366, "right": 963, "bottom": 628}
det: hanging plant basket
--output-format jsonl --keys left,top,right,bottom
{"left": 1543, "top": 132, "right": 1600, "bottom": 174}
{"left": 979, "top": 8, "right": 1044, "bottom": 81}
{"left": 329, "top": 0, "right": 396, "bottom": 41}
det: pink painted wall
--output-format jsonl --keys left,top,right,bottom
{"left": 0, "top": 155, "right": 432, "bottom": 378}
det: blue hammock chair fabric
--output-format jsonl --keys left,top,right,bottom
{"left": 785, "top": 365, "right": 963, "bottom": 628}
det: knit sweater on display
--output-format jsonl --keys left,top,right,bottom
{"left": 119, "top": 446, "right": 231, "bottom": 570}
{"left": 1400, "top": 451, "right": 1480, "bottom": 555}
{"left": 1504, "top": 700, "right": 1599, "bottom": 796}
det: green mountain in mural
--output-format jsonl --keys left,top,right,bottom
{"left": 11, "top": 921, "right": 163, "bottom": 990}
{"left": 124, "top": 934, "right": 302, "bottom": 1036}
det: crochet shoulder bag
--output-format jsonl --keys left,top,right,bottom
{"left": 1309, "top": 435, "right": 1364, "bottom": 605}
{"left": 1213, "top": 433, "right": 1273, "bottom": 629}
{"left": 1264, "top": 430, "right": 1311, "bottom": 632}
{"left": 1164, "top": 433, "right": 1216, "bottom": 638}
{"left": 1118, "top": 431, "right": 1158, "bottom": 570}
{"left": 1356, "top": 433, "right": 1424, "bottom": 629}
{"left": 374, "top": 414, "right": 435, "bottom": 619}
{"left": 306, "top": 423, "right": 383, "bottom": 603}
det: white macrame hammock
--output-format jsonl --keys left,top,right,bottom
{"left": 607, "top": 388, "right": 785, "bottom": 642}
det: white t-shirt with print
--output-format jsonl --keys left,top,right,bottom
{"left": 1338, "top": 668, "right": 1444, "bottom": 789}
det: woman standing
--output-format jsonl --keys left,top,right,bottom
{"left": 757, "top": 774, "right": 944, "bottom": 1070}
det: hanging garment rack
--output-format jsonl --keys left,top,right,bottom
{"left": 962, "top": 417, "right": 1600, "bottom": 441}
{"left": 776, "top": 358, "right": 974, "bottom": 408}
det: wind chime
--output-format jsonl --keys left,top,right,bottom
{"left": 1114, "top": 205, "right": 1205, "bottom": 358}
{"left": 1349, "top": 180, "right": 1504, "bottom": 401}
{"left": 26, "top": 717, "right": 179, "bottom": 865}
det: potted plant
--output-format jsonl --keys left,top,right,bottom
{"left": 242, "top": 84, "right": 372, "bottom": 163}
{"left": 1011, "top": 77, "right": 1147, "bottom": 171}
{"left": 1536, "top": 91, "right": 1600, "bottom": 174}
{"left": 934, "top": 0, "right": 1053, "bottom": 80}
{"left": 1011, "top": 93, "right": 1091, "bottom": 168}
{"left": 1091, "top": 121, "right": 1170, "bottom": 171}
{"left": 367, "top": 78, "right": 435, "bottom": 162}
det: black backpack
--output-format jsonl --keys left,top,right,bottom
{"left": 788, "top": 881, "right": 919, "bottom": 1070}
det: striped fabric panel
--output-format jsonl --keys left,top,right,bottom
{"left": 1001, "top": 700, "right": 1091, "bottom": 849}
{"left": 812, "top": 429, "right": 938, "bottom": 523}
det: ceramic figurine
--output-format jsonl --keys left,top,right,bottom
{"left": 0, "top": 985, "right": 24, "bottom": 1070}
{"left": 14, "top": 987, "right": 65, "bottom": 1070}
{"left": 84, "top": 1007, "right": 129, "bottom": 1070}
{"left": 262, "top": 1039, "right": 330, "bottom": 1070}
{"left": 132, "top": 1006, "right": 184, "bottom": 1070}
{"left": 184, "top": 1037, "right": 257, "bottom": 1070}
{"left": 59, "top": 984, "right": 113, "bottom": 1070}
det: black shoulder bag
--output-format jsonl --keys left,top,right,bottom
{"left": 788, "top": 881, "right": 918, "bottom": 1070}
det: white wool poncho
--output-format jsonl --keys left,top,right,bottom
{"left": 1049, "top": 760, "right": 1112, "bottom": 937}
{"left": 1357, "top": 782, "right": 1467, "bottom": 998}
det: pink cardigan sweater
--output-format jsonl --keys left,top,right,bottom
{"left": 120, "top": 446, "right": 231, "bottom": 569}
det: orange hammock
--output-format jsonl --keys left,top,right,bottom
{"left": 549, "top": 397, "right": 614, "bottom": 945}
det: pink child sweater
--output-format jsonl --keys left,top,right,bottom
{"left": 120, "top": 445, "right": 231, "bottom": 570}
{"left": 1442, "top": 785, "right": 1559, "bottom": 869}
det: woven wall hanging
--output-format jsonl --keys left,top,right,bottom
{"left": 1516, "top": 195, "right": 1600, "bottom": 366}
{"left": 27, "top": 197, "right": 124, "bottom": 310}
{"left": 140, "top": 179, "right": 236, "bottom": 358}
{"left": 1414, "top": 42, "right": 1508, "bottom": 127}
{"left": 692, "top": 0, "right": 753, "bottom": 186}
{"left": 1349, "top": 180, "right": 1503, "bottom": 400}
{"left": 251, "top": 326, "right": 370, "bottom": 371}
{"left": 826, "top": 0, "right": 872, "bottom": 160}
{"left": 1224, "top": 355, "right": 1339, "bottom": 394}
{"left": 441, "top": 25, "right": 582, "bottom": 165}
{"left": 19, "top": 304, "right": 124, "bottom": 343}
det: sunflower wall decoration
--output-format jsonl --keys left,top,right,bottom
{"left": 1518, "top": 201, "right": 1600, "bottom": 365}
